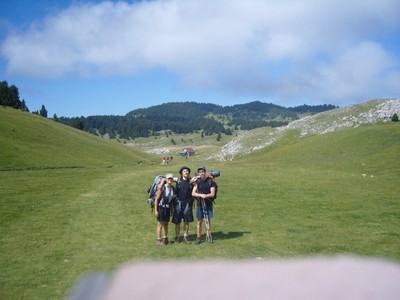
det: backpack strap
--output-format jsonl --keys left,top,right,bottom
{"left": 207, "top": 178, "right": 217, "bottom": 200}
{"left": 161, "top": 185, "right": 175, "bottom": 205}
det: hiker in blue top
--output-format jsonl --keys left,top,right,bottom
{"left": 172, "top": 166, "right": 197, "bottom": 244}
{"left": 154, "top": 174, "right": 175, "bottom": 246}
{"left": 192, "top": 166, "right": 216, "bottom": 244}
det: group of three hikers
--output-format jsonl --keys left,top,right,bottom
{"left": 154, "top": 165, "right": 217, "bottom": 246}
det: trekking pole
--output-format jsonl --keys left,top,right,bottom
{"left": 200, "top": 198, "right": 212, "bottom": 244}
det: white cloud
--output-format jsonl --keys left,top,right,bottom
{"left": 1, "top": 0, "right": 399, "bottom": 104}
{"left": 300, "top": 42, "right": 400, "bottom": 103}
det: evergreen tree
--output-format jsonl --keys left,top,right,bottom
{"left": 0, "top": 80, "right": 23, "bottom": 109}
{"left": 216, "top": 132, "right": 222, "bottom": 142}
{"left": 39, "top": 105, "right": 48, "bottom": 117}
{"left": 21, "top": 100, "right": 29, "bottom": 112}
{"left": 72, "top": 117, "right": 84, "bottom": 130}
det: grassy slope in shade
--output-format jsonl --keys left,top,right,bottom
{"left": 0, "top": 107, "right": 154, "bottom": 170}
{"left": 0, "top": 106, "right": 399, "bottom": 299}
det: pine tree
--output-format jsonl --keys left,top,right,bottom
{"left": 39, "top": 105, "right": 48, "bottom": 118}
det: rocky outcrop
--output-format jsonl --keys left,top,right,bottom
{"left": 212, "top": 99, "right": 400, "bottom": 161}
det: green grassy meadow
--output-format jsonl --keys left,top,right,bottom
{"left": 1, "top": 106, "right": 399, "bottom": 299}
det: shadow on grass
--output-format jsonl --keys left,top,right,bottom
{"left": 185, "top": 231, "right": 250, "bottom": 242}
{"left": 211, "top": 231, "right": 250, "bottom": 241}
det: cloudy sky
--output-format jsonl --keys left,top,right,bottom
{"left": 1, "top": 0, "right": 399, "bottom": 117}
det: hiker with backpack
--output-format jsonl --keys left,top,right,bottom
{"left": 192, "top": 166, "right": 217, "bottom": 244}
{"left": 154, "top": 173, "right": 175, "bottom": 246}
{"left": 171, "top": 166, "right": 197, "bottom": 244}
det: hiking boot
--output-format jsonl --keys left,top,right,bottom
{"left": 157, "top": 239, "right": 164, "bottom": 246}
{"left": 183, "top": 237, "right": 191, "bottom": 244}
{"left": 163, "top": 237, "right": 169, "bottom": 245}
{"left": 175, "top": 236, "right": 181, "bottom": 244}
{"left": 195, "top": 238, "right": 201, "bottom": 245}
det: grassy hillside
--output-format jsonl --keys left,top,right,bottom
{"left": 221, "top": 123, "right": 399, "bottom": 244}
{"left": 248, "top": 122, "right": 400, "bottom": 173}
{"left": 0, "top": 106, "right": 154, "bottom": 170}
{"left": 213, "top": 98, "right": 399, "bottom": 161}
{"left": 1, "top": 106, "right": 399, "bottom": 299}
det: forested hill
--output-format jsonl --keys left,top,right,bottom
{"left": 58, "top": 101, "right": 337, "bottom": 139}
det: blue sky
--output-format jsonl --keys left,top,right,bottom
{"left": 1, "top": 0, "right": 399, "bottom": 117}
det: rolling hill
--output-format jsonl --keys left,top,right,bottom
{"left": 1, "top": 98, "right": 399, "bottom": 300}
{"left": 212, "top": 99, "right": 400, "bottom": 161}
{"left": 2, "top": 99, "right": 398, "bottom": 165}
{"left": 0, "top": 106, "right": 155, "bottom": 170}
{"left": 57, "top": 101, "right": 337, "bottom": 139}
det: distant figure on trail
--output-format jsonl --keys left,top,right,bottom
{"left": 161, "top": 156, "right": 171, "bottom": 165}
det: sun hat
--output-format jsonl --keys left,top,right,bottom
{"left": 197, "top": 166, "right": 206, "bottom": 172}
{"left": 165, "top": 174, "right": 174, "bottom": 179}
{"left": 179, "top": 166, "right": 191, "bottom": 175}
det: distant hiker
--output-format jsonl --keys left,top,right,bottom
{"left": 154, "top": 174, "right": 175, "bottom": 246}
{"left": 192, "top": 166, "right": 216, "bottom": 244}
{"left": 172, "top": 166, "right": 197, "bottom": 244}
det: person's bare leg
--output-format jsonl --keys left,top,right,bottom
{"left": 162, "top": 222, "right": 169, "bottom": 244}
{"left": 183, "top": 222, "right": 191, "bottom": 243}
{"left": 175, "top": 223, "right": 181, "bottom": 243}
{"left": 196, "top": 220, "right": 202, "bottom": 244}
{"left": 156, "top": 222, "right": 163, "bottom": 245}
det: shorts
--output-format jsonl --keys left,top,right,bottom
{"left": 196, "top": 204, "right": 213, "bottom": 220}
{"left": 172, "top": 201, "right": 194, "bottom": 224}
{"left": 157, "top": 205, "right": 171, "bottom": 222}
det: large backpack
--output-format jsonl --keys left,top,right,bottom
{"left": 146, "top": 175, "right": 165, "bottom": 210}
{"left": 207, "top": 177, "right": 218, "bottom": 200}
{"left": 208, "top": 170, "right": 219, "bottom": 200}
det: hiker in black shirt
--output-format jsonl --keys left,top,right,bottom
{"left": 192, "top": 166, "right": 216, "bottom": 244}
{"left": 171, "top": 166, "right": 197, "bottom": 244}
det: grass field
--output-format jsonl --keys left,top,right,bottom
{"left": 1, "top": 107, "right": 399, "bottom": 299}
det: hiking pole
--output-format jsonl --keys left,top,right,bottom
{"left": 200, "top": 198, "right": 212, "bottom": 244}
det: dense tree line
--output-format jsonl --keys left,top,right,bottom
{"left": 1, "top": 80, "right": 338, "bottom": 139}
{"left": 288, "top": 103, "right": 338, "bottom": 113}
{"left": 1, "top": 80, "right": 51, "bottom": 117}
{"left": 58, "top": 101, "right": 337, "bottom": 139}
{"left": 215, "top": 101, "right": 299, "bottom": 130}
{"left": 59, "top": 102, "right": 224, "bottom": 138}
{"left": 0, "top": 80, "right": 29, "bottom": 111}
